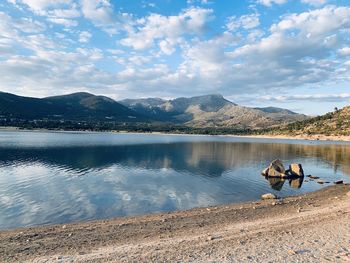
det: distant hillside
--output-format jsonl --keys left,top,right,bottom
{"left": 264, "top": 106, "right": 350, "bottom": 136}
{"left": 0, "top": 91, "right": 309, "bottom": 130}
{"left": 254, "top": 107, "right": 297, "bottom": 115}
{"left": 120, "top": 94, "right": 308, "bottom": 129}
{"left": 0, "top": 91, "right": 147, "bottom": 122}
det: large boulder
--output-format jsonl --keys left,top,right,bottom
{"left": 261, "top": 167, "right": 269, "bottom": 176}
{"left": 289, "top": 163, "right": 304, "bottom": 177}
{"left": 267, "top": 159, "right": 287, "bottom": 178}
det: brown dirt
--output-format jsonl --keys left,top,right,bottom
{"left": 0, "top": 185, "right": 349, "bottom": 262}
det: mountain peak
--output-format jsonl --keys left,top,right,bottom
{"left": 46, "top": 92, "right": 95, "bottom": 100}
{"left": 170, "top": 94, "right": 235, "bottom": 112}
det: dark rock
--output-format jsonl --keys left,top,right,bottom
{"left": 334, "top": 180, "right": 344, "bottom": 185}
{"left": 309, "top": 176, "right": 320, "bottom": 180}
{"left": 267, "top": 159, "right": 287, "bottom": 178}
{"left": 261, "top": 167, "right": 269, "bottom": 176}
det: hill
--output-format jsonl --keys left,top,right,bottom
{"left": 0, "top": 91, "right": 309, "bottom": 130}
{"left": 263, "top": 106, "right": 350, "bottom": 136}
{"left": 120, "top": 94, "right": 308, "bottom": 129}
{"left": 0, "top": 91, "right": 147, "bottom": 122}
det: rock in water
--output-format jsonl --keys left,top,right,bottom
{"left": 261, "top": 193, "right": 277, "bottom": 200}
{"left": 289, "top": 163, "right": 304, "bottom": 177}
{"left": 261, "top": 167, "right": 269, "bottom": 176}
{"left": 267, "top": 159, "right": 287, "bottom": 177}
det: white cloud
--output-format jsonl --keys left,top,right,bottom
{"left": 301, "top": 0, "right": 327, "bottom": 6}
{"left": 79, "top": 31, "right": 92, "bottom": 43}
{"left": 11, "top": 0, "right": 73, "bottom": 14}
{"left": 226, "top": 13, "right": 260, "bottom": 31}
{"left": 47, "top": 17, "right": 78, "bottom": 27}
{"left": 270, "top": 6, "right": 350, "bottom": 37}
{"left": 159, "top": 40, "right": 176, "bottom": 55}
{"left": 1, "top": 2, "right": 350, "bottom": 102}
{"left": 261, "top": 93, "right": 350, "bottom": 102}
{"left": 256, "top": 0, "right": 288, "bottom": 7}
{"left": 120, "top": 7, "right": 213, "bottom": 53}
{"left": 7, "top": 0, "right": 80, "bottom": 27}
{"left": 81, "top": 0, "right": 116, "bottom": 33}
{"left": 0, "top": 11, "right": 46, "bottom": 34}
{"left": 166, "top": 6, "right": 350, "bottom": 96}
{"left": 338, "top": 47, "right": 350, "bottom": 56}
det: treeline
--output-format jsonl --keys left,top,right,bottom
{"left": 0, "top": 118, "right": 253, "bottom": 135}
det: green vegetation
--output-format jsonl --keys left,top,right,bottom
{"left": 256, "top": 106, "right": 350, "bottom": 136}
{"left": 0, "top": 118, "right": 252, "bottom": 135}
{"left": 1, "top": 91, "right": 349, "bottom": 137}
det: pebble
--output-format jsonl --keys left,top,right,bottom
{"left": 261, "top": 193, "right": 277, "bottom": 200}
{"left": 334, "top": 180, "right": 343, "bottom": 185}
{"left": 288, "top": 250, "right": 297, "bottom": 255}
{"left": 346, "top": 192, "right": 350, "bottom": 197}
{"left": 62, "top": 225, "right": 67, "bottom": 229}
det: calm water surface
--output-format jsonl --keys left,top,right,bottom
{"left": 0, "top": 131, "right": 349, "bottom": 229}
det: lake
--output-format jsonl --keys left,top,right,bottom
{"left": 0, "top": 130, "right": 349, "bottom": 230}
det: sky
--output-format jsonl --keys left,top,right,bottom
{"left": 1, "top": 0, "right": 350, "bottom": 115}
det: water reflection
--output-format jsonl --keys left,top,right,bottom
{"left": 265, "top": 176, "right": 304, "bottom": 191}
{"left": 1, "top": 142, "right": 350, "bottom": 177}
{"left": 289, "top": 177, "right": 304, "bottom": 189}
{"left": 0, "top": 132, "right": 349, "bottom": 229}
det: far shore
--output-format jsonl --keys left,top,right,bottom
{"left": 1, "top": 184, "right": 349, "bottom": 262}
{"left": 1, "top": 126, "right": 350, "bottom": 142}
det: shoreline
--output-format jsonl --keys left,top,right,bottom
{"left": 1, "top": 126, "right": 350, "bottom": 142}
{"left": 1, "top": 184, "right": 349, "bottom": 262}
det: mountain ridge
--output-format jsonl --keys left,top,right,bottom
{"left": 119, "top": 94, "right": 308, "bottom": 128}
{"left": 0, "top": 91, "right": 309, "bottom": 129}
{"left": 0, "top": 91, "right": 147, "bottom": 122}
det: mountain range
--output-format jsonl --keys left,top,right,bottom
{"left": 119, "top": 94, "right": 308, "bottom": 128}
{"left": 0, "top": 91, "right": 308, "bottom": 129}
{"left": 0, "top": 91, "right": 146, "bottom": 122}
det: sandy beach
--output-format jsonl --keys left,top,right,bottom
{"left": 0, "top": 184, "right": 349, "bottom": 262}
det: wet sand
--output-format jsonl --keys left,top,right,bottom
{"left": 0, "top": 184, "right": 349, "bottom": 262}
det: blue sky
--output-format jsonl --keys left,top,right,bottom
{"left": 1, "top": 0, "right": 350, "bottom": 115}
